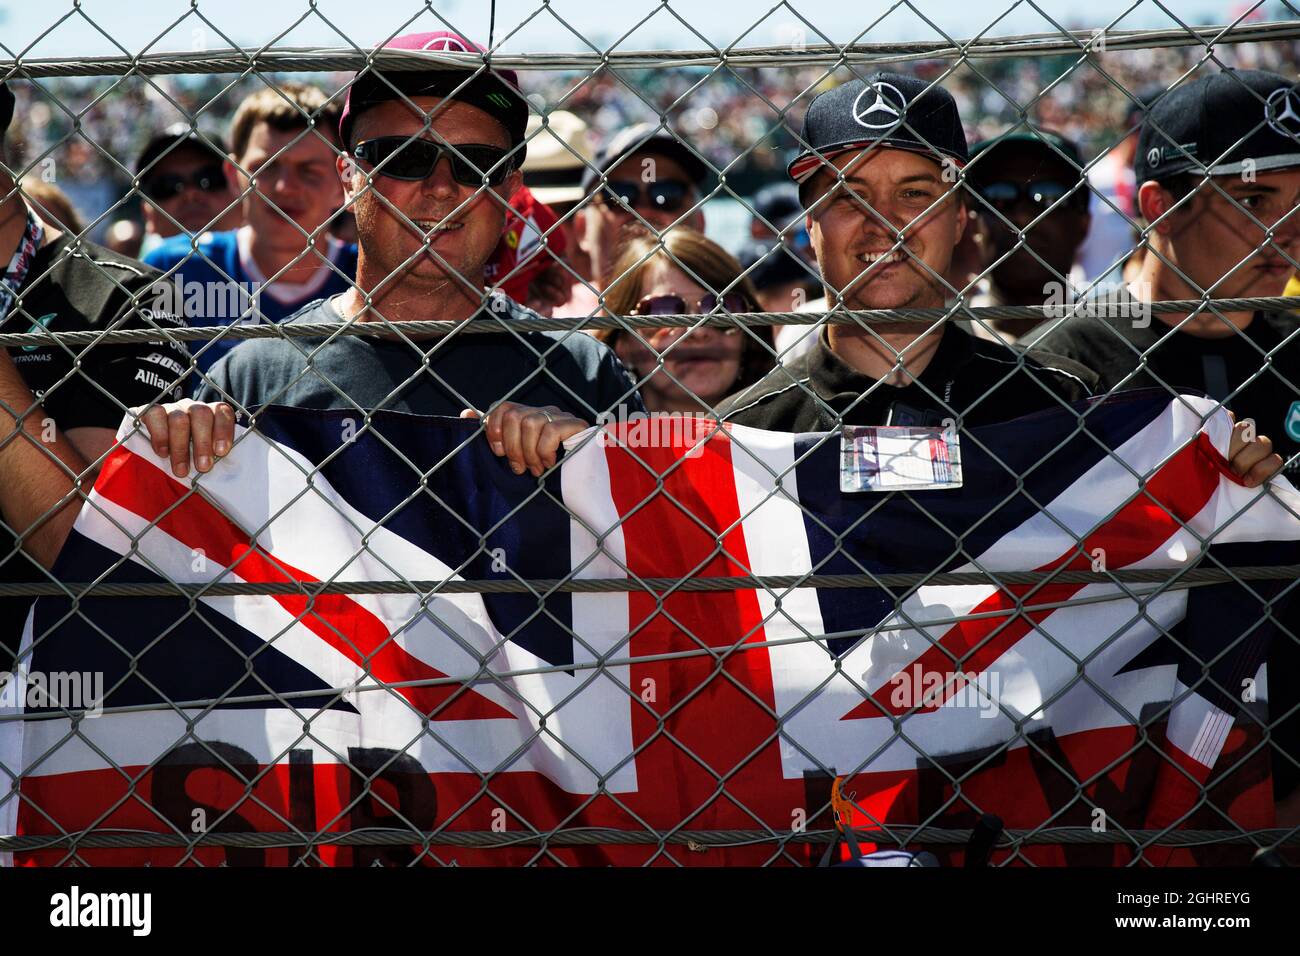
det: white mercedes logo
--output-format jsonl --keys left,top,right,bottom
{"left": 852, "top": 81, "right": 906, "bottom": 131}
{"left": 422, "top": 36, "right": 469, "bottom": 52}
{"left": 1266, "top": 86, "right": 1300, "bottom": 137}
{"left": 1146, "top": 146, "right": 1162, "bottom": 168}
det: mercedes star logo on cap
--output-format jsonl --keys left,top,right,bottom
{"left": 422, "top": 36, "right": 469, "bottom": 52}
{"left": 852, "top": 81, "right": 906, "bottom": 130}
{"left": 1265, "top": 86, "right": 1300, "bottom": 137}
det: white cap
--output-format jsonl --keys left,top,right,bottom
{"left": 522, "top": 110, "right": 593, "bottom": 205}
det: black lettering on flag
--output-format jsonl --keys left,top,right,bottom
{"left": 347, "top": 747, "right": 438, "bottom": 867}
{"left": 152, "top": 741, "right": 265, "bottom": 866}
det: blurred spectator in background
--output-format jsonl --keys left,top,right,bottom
{"left": 145, "top": 83, "right": 356, "bottom": 376}
{"left": 485, "top": 184, "right": 570, "bottom": 315}
{"left": 748, "top": 182, "right": 805, "bottom": 246}
{"left": 136, "top": 124, "right": 240, "bottom": 256}
{"left": 1074, "top": 87, "right": 1162, "bottom": 284}
{"left": 1025, "top": 68, "right": 1298, "bottom": 814}
{"left": 523, "top": 109, "right": 594, "bottom": 283}
{"left": 738, "top": 240, "right": 821, "bottom": 315}
{"left": 556, "top": 123, "right": 708, "bottom": 319}
{"left": 598, "top": 228, "right": 772, "bottom": 413}
{"left": 0, "top": 81, "right": 189, "bottom": 667}
{"left": 104, "top": 219, "right": 143, "bottom": 258}
{"left": 962, "top": 127, "right": 1092, "bottom": 343}
{"left": 19, "top": 177, "right": 83, "bottom": 236}
{"left": 1026, "top": 70, "right": 1299, "bottom": 476}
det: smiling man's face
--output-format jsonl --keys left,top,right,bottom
{"left": 344, "top": 96, "right": 521, "bottom": 291}
{"left": 804, "top": 146, "right": 966, "bottom": 313}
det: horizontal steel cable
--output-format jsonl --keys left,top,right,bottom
{"left": 1, "top": 20, "right": 1299, "bottom": 77}
{"left": 0, "top": 826, "right": 1293, "bottom": 851}
{"left": 2, "top": 565, "right": 1295, "bottom": 598}
{"left": 3, "top": 296, "right": 1299, "bottom": 348}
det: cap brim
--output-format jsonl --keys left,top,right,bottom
{"left": 789, "top": 140, "right": 964, "bottom": 185}
{"left": 343, "top": 70, "right": 528, "bottom": 150}
{"left": 137, "top": 134, "right": 217, "bottom": 176}
{"left": 582, "top": 135, "right": 709, "bottom": 189}
{"left": 968, "top": 132, "right": 1080, "bottom": 166}
{"left": 527, "top": 184, "right": 585, "bottom": 205}
{"left": 1207, "top": 153, "right": 1300, "bottom": 176}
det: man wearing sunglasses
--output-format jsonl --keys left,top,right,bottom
{"left": 961, "top": 128, "right": 1092, "bottom": 343}
{"left": 136, "top": 125, "right": 242, "bottom": 257}
{"left": 136, "top": 31, "right": 640, "bottom": 481}
{"left": 554, "top": 123, "right": 708, "bottom": 319}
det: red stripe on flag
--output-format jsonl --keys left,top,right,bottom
{"left": 603, "top": 421, "right": 801, "bottom": 862}
{"left": 843, "top": 432, "right": 1224, "bottom": 720}
{"left": 92, "top": 446, "right": 514, "bottom": 721}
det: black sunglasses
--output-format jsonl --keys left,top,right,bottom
{"left": 353, "top": 137, "right": 514, "bottom": 186}
{"left": 976, "top": 179, "right": 1077, "bottom": 210}
{"left": 599, "top": 179, "right": 692, "bottom": 214}
{"left": 142, "top": 165, "right": 227, "bottom": 200}
{"left": 631, "top": 292, "right": 751, "bottom": 317}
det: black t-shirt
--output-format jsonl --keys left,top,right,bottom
{"left": 1027, "top": 309, "right": 1300, "bottom": 801}
{"left": 1025, "top": 309, "right": 1300, "bottom": 477}
{"left": 2, "top": 234, "right": 189, "bottom": 660}
{"left": 716, "top": 323, "right": 1097, "bottom": 431}
{"left": 195, "top": 295, "right": 643, "bottom": 420}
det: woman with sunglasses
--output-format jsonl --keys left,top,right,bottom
{"left": 598, "top": 229, "right": 773, "bottom": 413}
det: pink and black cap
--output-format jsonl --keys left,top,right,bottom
{"left": 789, "top": 72, "right": 967, "bottom": 193}
{"left": 339, "top": 31, "right": 528, "bottom": 162}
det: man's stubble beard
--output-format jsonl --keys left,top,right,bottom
{"left": 354, "top": 192, "right": 490, "bottom": 297}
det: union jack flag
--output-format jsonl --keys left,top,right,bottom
{"left": 2, "top": 389, "right": 1295, "bottom": 866}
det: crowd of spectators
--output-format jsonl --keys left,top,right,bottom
{"left": 9, "top": 25, "right": 1300, "bottom": 245}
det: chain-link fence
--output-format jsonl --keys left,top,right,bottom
{"left": 3, "top": 2, "right": 1300, "bottom": 867}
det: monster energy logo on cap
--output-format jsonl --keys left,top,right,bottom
{"left": 486, "top": 92, "right": 512, "bottom": 110}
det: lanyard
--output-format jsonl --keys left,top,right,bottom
{"left": 0, "top": 209, "right": 44, "bottom": 327}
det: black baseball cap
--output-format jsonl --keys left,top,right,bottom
{"left": 340, "top": 31, "right": 528, "bottom": 161}
{"left": 580, "top": 122, "right": 709, "bottom": 192}
{"left": 968, "top": 127, "right": 1083, "bottom": 173}
{"left": 750, "top": 182, "right": 803, "bottom": 231}
{"left": 738, "top": 241, "right": 818, "bottom": 292}
{"left": 1136, "top": 69, "right": 1300, "bottom": 183}
{"left": 789, "top": 72, "right": 968, "bottom": 187}
{"left": 137, "top": 123, "right": 229, "bottom": 177}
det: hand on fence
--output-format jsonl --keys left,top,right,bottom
{"left": 134, "top": 398, "right": 237, "bottom": 478}
{"left": 1227, "top": 417, "right": 1283, "bottom": 488}
{"left": 462, "top": 401, "right": 588, "bottom": 477}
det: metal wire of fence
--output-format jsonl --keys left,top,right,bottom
{"left": 2, "top": 2, "right": 1300, "bottom": 867}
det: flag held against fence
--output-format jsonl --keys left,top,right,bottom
{"left": 2, "top": 389, "right": 1297, "bottom": 866}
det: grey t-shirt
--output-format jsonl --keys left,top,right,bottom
{"left": 196, "top": 296, "right": 643, "bottom": 420}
